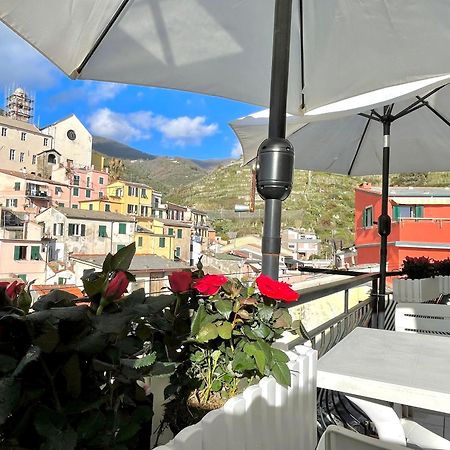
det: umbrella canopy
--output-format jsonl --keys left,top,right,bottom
{"left": 231, "top": 83, "right": 450, "bottom": 326}
{"left": 231, "top": 84, "right": 450, "bottom": 176}
{"left": 2, "top": 0, "right": 450, "bottom": 116}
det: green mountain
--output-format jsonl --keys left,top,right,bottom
{"left": 167, "top": 161, "right": 450, "bottom": 251}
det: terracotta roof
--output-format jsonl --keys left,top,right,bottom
{"left": 160, "top": 218, "right": 192, "bottom": 228}
{"left": 0, "top": 169, "right": 68, "bottom": 186}
{"left": 0, "top": 115, "right": 47, "bottom": 134}
{"left": 33, "top": 284, "right": 83, "bottom": 298}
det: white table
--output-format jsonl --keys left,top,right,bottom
{"left": 317, "top": 327, "right": 450, "bottom": 414}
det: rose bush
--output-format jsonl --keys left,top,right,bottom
{"left": 256, "top": 274, "right": 299, "bottom": 303}
{"left": 193, "top": 274, "right": 228, "bottom": 295}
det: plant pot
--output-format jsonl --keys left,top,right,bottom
{"left": 393, "top": 277, "right": 440, "bottom": 303}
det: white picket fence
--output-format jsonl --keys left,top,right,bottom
{"left": 154, "top": 345, "right": 318, "bottom": 450}
{"left": 392, "top": 276, "right": 450, "bottom": 303}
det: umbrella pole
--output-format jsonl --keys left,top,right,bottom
{"left": 378, "top": 117, "right": 392, "bottom": 329}
{"left": 256, "top": 0, "right": 295, "bottom": 280}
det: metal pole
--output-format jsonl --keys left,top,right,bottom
{"left": 377, "top": 114, "right": 391, "bottom": 329}
{"left": 258, "top": 0, "right": 294, "bottom": 279}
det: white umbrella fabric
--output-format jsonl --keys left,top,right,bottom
{"left": 4, "top": 0, "right": 450, "bottom": 280}
{"left": 230, "top": 83, "right": 450, "bottom": 326}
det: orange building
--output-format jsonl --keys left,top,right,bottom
{"left": 355, "top": 183, "right": 450, "bottom": 272}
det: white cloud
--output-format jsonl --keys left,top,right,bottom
{"left": 87, "top": 108, "right": 152, "bottom": 142}
{"left": 154, "top": 116, "right": 218, "bottom": 146}
{"left": 0, "top": 23, "right": 59, "bottom": 90}
{"left": 86, "top": 82, "right": 126, "bottom": 104}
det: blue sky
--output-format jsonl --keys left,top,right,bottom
{"left": 0, "top": 22, "right": 260, "bottom": 160}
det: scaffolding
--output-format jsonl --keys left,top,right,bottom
{"left": 5, "top": 86, "right": 34, "bottom": 122}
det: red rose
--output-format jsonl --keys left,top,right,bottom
{"left": 103, "top": 271, "right": 129, "bottom": 301}
{"left": 194, "top": 274, "right": 228, "bottom": 296}
{"left": 256, "top": 274, "right": 299, "bottom": 303}
{"left": 4, "top": 281, "right": 25, "bottom": 301}
{"left": 169, "top": 271, "right": 192, "bottom": 293}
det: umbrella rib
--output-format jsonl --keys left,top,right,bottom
{"left": 417, "top": 96, "right": 450, "bottom": 128}
{"left": 75, "top": 0, "right": 132, "bottom": 76}
{"left": 393, "top": 83, "right": 448, "bottom": 120}
{"left": 359, "top": 112, "right": 382, "bottom": 122}
{"left": 348, "top": 114, "right": 373, "bottom": 175}
{"left": 299, "top": 0, "right": 305, "bottom": 109}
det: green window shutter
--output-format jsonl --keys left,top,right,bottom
{"left": 18, "top": 274, "right": 27, "bottom": 282}
{"left": 128, "top": 186, "right": 132, "bottom": 196}
{"left": 105, "top": 204, "right": 111, "bottom": 212}
{"left": 138, "top": 236, "right": 143, "bottom": 247}
{"left": 81, "top": 224, "right": 86, "bottom": 236}
{"left": 89, "top": 204, "right": 93, "bottom": 210}
{"left": 392, "top": 205, "right": 400, "bottom": 221}
{"left": 58, "top": 277, "right": 65, "bottom": 284}
{"left": 159, "top": 237, "right": 165, "bottom": 248}
{"left": 99, "top": 225, "right": 107, "bottom": 237}
{"left": 177, "top": 229, "right": 182, "bottom": 239}
{"left": 168, "top": 228, "right": 174, "bottom": 236}
{"left": 73, "top": 187, "right": 79, "bottom": 196}
{"left": 68, "top": 224, "right": 74, "bottom": 236}
{"left": 119, "top": 223, "right": 126, "bottom": 234}
{"left": 31, "top": 246, "right": 40, "bottom": 260}
{"left": 14, "top": 246, "right": 20, "bottom": 260}
{"left": 86, "top": 189, "right": 91, "bottom": 198}
{"left": 415, "top": 205, "right": 424, "bottom": 218}
{"left": 14, "top": 182, "right": 20, "bottom": 191}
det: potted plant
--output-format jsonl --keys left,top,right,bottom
{"left": 393, "top": 256, "right": 440, "bottom": 303}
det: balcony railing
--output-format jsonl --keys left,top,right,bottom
{"left": 26, "top": 190, "right": 49, "bottom": 198}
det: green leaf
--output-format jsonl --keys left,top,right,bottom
{"left": 133, "top": 352, "right": 157, "bottom": 369}
{"left": 197, "top": 323, "right": 219, "bottom": 343}
{"left": 253, "top": 322, "right": 271, "bottom": 339}
{"left": 111, "top": 242, "right": 136, "bottom": 271}
{"left": 273, "top": 309, "right": 292, "bottom": 329}
{"left": 82, "top": 272, "right": 107, "bottom": 298}
{"left": 76, "top": 411, "right": 106, "bottom": 442}
{"left": 32, "top": 289, "right": 77, "bottom": 311}
{"left": 232, "top": 350, "right": 255, "bottom": 373}
{"left": 102, "top": 253, "right": 114, "bottom": 273}
{"left": 258, "top": 304, "right": 274, "bottom": 322}
{"left": 191, "top": 303, "right": 207, "bottom": 336}
{"left": 215, "top": 299, "right": 233, "bottom": 319}
{"left": 254, "top": 339, "right": 272, "bottom": 366}
{"left": 63, "top": 354, "right": 81, "bottom": 398}
{"left": 211, "top": 379, "right": 222, "bottom": 392}
{"left": 0, "top": 377, "right": 20, "bottom": 425}
{"left": 271, "top": 348, "right": 289, "bottom": 363}
{"left": 243, "top": 325, "right": 257, "bottom": 340}
{"left": 148, "top": 361, "right": 178, "bottom": 377}
{"left": 144, "top": 294, "right": 176, "bottom": 313}
{"left": 217, "top": 322, "right": 233, "bottom": 339}
{"left": 32, "top": 321, "right": 60, "bottom": 353}
{"left": 244, "top": 343, "right": 266, "bottom": 375}
{"left": 0, "top": 355, "right": 17, "bottom": 374}
{"left": 271, "top": 360, "right": 291, "bottom": 387}
{"left": 13, "top": 345, "right": 41, "bottom": 377}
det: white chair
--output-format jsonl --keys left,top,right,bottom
{"left": 317, "top": 425, "right": 407, "bottom": 450}
{"left": 395, "top": 302, "right": 450, "bottom": 335}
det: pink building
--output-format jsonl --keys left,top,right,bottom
{"left": 52, "top": 163, "right": 109, "bottom": 207}
{"left": 0, "top": 169, "right": 71, "bottom": 217}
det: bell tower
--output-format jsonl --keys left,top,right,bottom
{"left": 6, "top": 87, "right": 33, "bottom": 122}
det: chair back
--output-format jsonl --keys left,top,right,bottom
{"left": 395, "top": 302, "right": 450, "bottom": 335}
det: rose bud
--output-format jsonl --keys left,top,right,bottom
{"left": 169, "top": 271, "right": 192, "bottom": 293}
{"left": 97, "top": 271, "right": 129, "bottom": 315}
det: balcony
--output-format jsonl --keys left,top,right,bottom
{"left": 25, "top": 189, "right": 49, "bottom": 199}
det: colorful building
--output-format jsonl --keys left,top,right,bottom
{"left": 106, "top": 180, "right": 153, "bottom": 217}
{"left": 135, "top": 217, "right": 174, "bottom": 260}
{"left": 79, "top": 197, "right": 122, "bottom": 213}
{"left": 355, "top": 183, "right": 450, "bottom": 272}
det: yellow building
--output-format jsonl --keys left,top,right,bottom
{"left": 135, "top": 218, "right": 174, "bottom": 260}
{"left": 106, "top": 180, "right": 153, "bottom": 217}
{"left": 91, "top": 150, "right": 106, "bottom": 171}
{"left": 79, "top": 198, "right": 122, "bottom": 213}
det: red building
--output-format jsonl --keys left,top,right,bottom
{"left": 355, "top": 183, "right": 450, "bottom": 272}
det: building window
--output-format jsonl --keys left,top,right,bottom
{"left": 48, "top": 153, "right": 56, "bottom": 164}
{"left": 6, "top": 199, "right": 18, "bottom": 208}
{"left": 87, "top": 176, "right": 91, "bottom": 187}
{"left": 115, "top": 188, "right": 123, "bottom": 197}
{"left": 128, "top": 186, "right": 139, "bottom": 197}
{"left": 9, "top": 149, "right": 15, "bottom": 160}
{"left": 141, "top": 205, "right": 149, "bottom": 216}
{"left": 98, "top": 225, "right": 107, "bottom": 237}
{"left": 168, "top": 227, "right": 174, "bottom": 236}
{"left": 89, "top": 204, "right": 94, "bottom": 210}
{"left": 30, "top": 246, "right": 41, "bottom": 260}
{"left": 1, "top": 127, "right": 6, "bottom": 136}
{"left": 86, "top": 189, "right": 91, "bottom": 198}
{"left": 72, "top": 205, "right": 78, "bottom": 209}
{"left": 177, "top": 229, "right": 183, "bottom": 239}
{"left": 18, "top": 274, "right": 27, "bottom": 282}
{"left": 127, "top": 204, "right": 137, "bottom": 214}
{"left": 175, "top": 246, "right": 181, "bottom": 258}
{"left": 73, "top": 175, "right": 80, "bottom": 186}
{"left": 44, "top": 138, "right": 48, "bottom": 146}
{"left": 32, "top": 155, "right": 36, "bottom": 164}
{"left": 363, "top": 206, "right": 373, "bottom": 228}
{"left": 14, "top": 246, "right": 27, "bottom": 260}
{"left": 73, "top": 187, "right": 79, "bottom": 196}
{"left": 57, "top": 202, "right": 65, "bottom": 208}
{"left": 138, "top": 236, "right": 143, "bottom": 247}
{"left": 99, "top": 177, "right": 104, "bottom": 185}
{"left": 14, "top": 182, "right": 20, "bottom": 191}
{"left": 99, "top": 191, "right": 104, "bottom": 198}
{"left": 68, "top": 223, "right": 86, "bottom": 236}
{"left": 21, "top": 132, "right": 26, "bottom": 141}
{"left": 55, "top": 186, "right": 63, "bottom": 194}
{"left": 53, "top": 223, "right": 64, "bottom": 236}
{"left": 392, "top": 205, "right": 424, "bottom": 220}
{"left": 159, "top": 237, "right": 166, "bottom": 248}
{"left": 19, "top": 152, "right": 24, "bottom": 163}
{"left": 118, "top": 223, "right": 126, "bottom": 234}
{"left": 141, "top": 188, "right": 147, "bottom": 198}
{"left": 58, "top": 277, "right": 66, "bottom": 285}
{"left": 105, "top": 204, "right": 111, "bottom": 212}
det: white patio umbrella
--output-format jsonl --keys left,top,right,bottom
{"left": 3, "top": 0, "right": 450, "bottom": 279}
{"left": 230, "top": 83, "right": 450, "bottom": 326}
